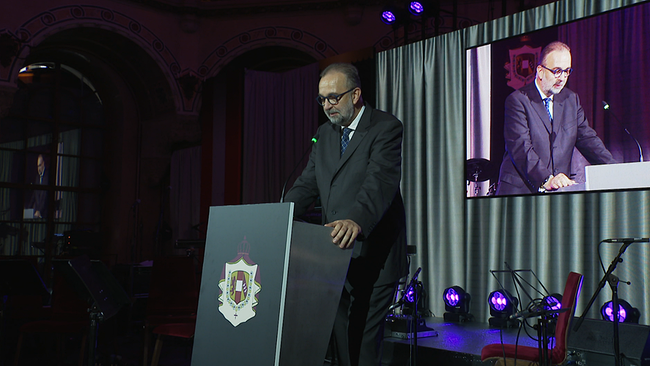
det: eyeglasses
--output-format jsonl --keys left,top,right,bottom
{"left": 316, "top": 87, "right": 356, "bottom": 106}
{"left": 540, "top": 64, "right": 573, "bottom": 78}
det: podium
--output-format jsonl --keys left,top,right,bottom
{"left": 191, "top": 203, "right": 352, "bottom": 366}
{"left": 585, "top": 161, "right": 650, "bottom": 191}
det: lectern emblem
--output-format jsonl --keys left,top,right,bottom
{"left": 218, "top": 237, "right": 261, "bottom": 327}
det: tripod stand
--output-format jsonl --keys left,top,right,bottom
{"left": 573, "top": 238, "right": 643, "bottom": 366}
{"left": 386, "top": 267, "right": 437, "bottom": 366}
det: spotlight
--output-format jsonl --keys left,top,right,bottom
{"left": 442, "top": 286, "right": 473, "bottom": 322}
{"left": 601, "top": 299, "right": 640, "bottom": 324}
{"left": 408, "top": 1, "right": 425, "bottom": 16}
{"left": 543, "top": 293, "right": 563, "bottom": 314}
{"left": 381, "top": 6, "right": 399, "bottom": 25}
{"left": 488, "top": 289, "right": 519, "bottom": 327}
{"left": 541, "top": 293, "right": 563, "bottom": 336}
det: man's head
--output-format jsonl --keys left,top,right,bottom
{"left": 536, "top": 41, "right": 572, "bottom": 97}
{"left": 317, "top": 63, "right": 363, "bottom": 127}
{"left": 37, "top": 154, "right": 45, "bottom": 176}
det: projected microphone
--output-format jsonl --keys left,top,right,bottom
{"left": 603, "top": 101, "right": 644, "bottom": 162}
{"left": 279, "top": 134, "right": 318, "bottom": 203}
{"left": 602, "top": 237, "right": 650, "bottom": 243}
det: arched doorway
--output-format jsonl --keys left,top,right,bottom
{"left": 0, "top": 27, "right": 176, "bottom": 266}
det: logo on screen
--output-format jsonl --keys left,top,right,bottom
{"left": 505, "top": 45, "right": 541, "bottom": 90}
{"left": 218, "top": 237, "right": 261, "bottom": 327}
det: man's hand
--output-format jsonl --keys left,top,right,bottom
{"left": 324, "top": 219, "right": 361, "bottom": 249}
{"left": 543, "top": 173, "right": 576, "bottom": 191}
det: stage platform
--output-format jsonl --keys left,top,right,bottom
{"left": 380, "top": 316, "right": 650, "bottom": 366}
{"left": 382, "top": 316, "right": 540, "bottom": 365}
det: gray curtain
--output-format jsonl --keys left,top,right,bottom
{"left": 377, "top": 0, "right": 650, "bottom": 324}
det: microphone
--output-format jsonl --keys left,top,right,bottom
{"left": 279, "top": 134, "right": 318, "bottom": 203}
{"left": 603, "top": 101, "right": 644, "bottom": 162}
{"left": 602, "top": 237, "right": 650, "bottom": 243}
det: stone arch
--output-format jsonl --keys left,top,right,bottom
{"left": 3, "top": 5, "right": 187, "bottom": 113}
{"left": 198, "top": 26, "right": 339, "bottom": 79}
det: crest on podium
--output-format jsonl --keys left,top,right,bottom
{"left": 218, "top": 237, "right": 261, "bottom": 327}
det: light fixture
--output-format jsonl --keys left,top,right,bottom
{"left": 442, "top": 286, "right": 473, "bottom": 322}
{"left": 488, "top": 289, "right": 519, "bottom": 327}
{"left": 380, "top": 5, "right": 399, "bottom": 25}
{"left": 601, "top": 299, "right": 640, "bottom": 324}
{"left": 540, "top": 293, "right": 563, "bottom": 336}
{"left": 543, "top": 293, "right": 563, "bottom": 313}
{"left": 408, "top": 1, "right": 425, "bottom": 16}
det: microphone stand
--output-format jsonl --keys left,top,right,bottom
{"left": 388, "top": 268, "right": 422, "bottom": 366}
{"left": 573, "top": 239, "right": 634, "bottom": 366}
{"left": 603, "top": 101, "right": 644, "bottom": 162}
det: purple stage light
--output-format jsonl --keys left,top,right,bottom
{"left": 409, "top": 1, "right": 425, "bottom": 15}
{"left": 489, "top": 291, "right": 508, "bottom": 311}
{"left": 602, "top": 302, "right": 627, "bottom": 323}
{"left": 443, "top": 287, "right": 460, "bottom": 307}
{"left": 443, "top": 286, "right": 472, "bottom": 322}
{"left": 544, "top": 294, "right": 562, "bottom": 311}
{"left": 381, "top": 10, "right": 397, "bottom": 24}
{"left": 405, "top": 285, "right": 416, "bottom": 303}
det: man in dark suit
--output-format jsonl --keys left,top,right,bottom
{"left": 284, "top": 63, "right": 408, "bottom": 366}
{"left": 496, "top": 41, "right": 617, "bottom": 195}
{"left": 29, "top": 154, "right": 48, "bottom": 218}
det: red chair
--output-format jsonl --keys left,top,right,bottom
{"left": 13, "top": 274, "right": 90, "bottom": 366}
{"left": 149, "top": 322, "right": 196, "bottom": 366}
{"left": 142, "top": 256, "right": 199, "bottom": 366}
{"left": 481, "top": 272, "right": 583, "bottom": 366}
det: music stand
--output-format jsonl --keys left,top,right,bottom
{"left": 54, "top": 255, "right": 131, "bottom": 366}
{"left": 491, "top": 263, "right": 559, "bottom": 364}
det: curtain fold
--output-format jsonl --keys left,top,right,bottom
{"left": 377, "top": 0, "right": 650, "bottom": 324}
{"left": 241, "top": 63, "right": 320, "bottom": 204}
{"left": 170, "top": 146, "right": 202, "bottom": 248}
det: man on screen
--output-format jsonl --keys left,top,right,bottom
{"left": 29, "top": 154, "right": 48, "bottom": 218}
{"left": 496, "top": 41, "right": 617, "bottom": 195}
{"left": 284, "top": 63, "right": 407, "bottom": 366}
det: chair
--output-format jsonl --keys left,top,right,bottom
{"left": 149, "top": 322, "right": 196, "bottom": 366}
{"left": 142, "top": 256, "right": 199, "bottom": 366}
{"left": 481, "top": 271, "right": 583, "bottom": 366}
{"left": 13, "top": 274, "right": 91, "bottom": 366}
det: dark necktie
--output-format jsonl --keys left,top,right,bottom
{"left": 543, "top": 97, "right": 553, "bottom": 122}
{"left": 341, "top": 127, "right": 352, "bottom": 157}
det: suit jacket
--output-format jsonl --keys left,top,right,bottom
{"left": 285, "top": 103, "right": 408, "bottom": 286}
{"left": 496, "top": 81, "right": 617, "bottom": 195}
{"left": 30, "top": 170, "right": 48, "bottom": 218}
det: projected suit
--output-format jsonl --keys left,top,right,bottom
{"left": 496, "top": 41, "right": 616, "bottom": 195}
{"left": 285, "top": 63, "right": 407, "bottom": 366}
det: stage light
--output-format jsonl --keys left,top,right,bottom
{"left": 405, "top": 283, "right": 416, "bottom": 303}
{"left": 381, "top": 6, "right": 399, "bottom": 25}
{"left": 488, "top": 289, "right": 519, "bottom": 327}
{"left": 543, "top": 293, "right": 563, "bottom": 313}
{"left": 408, "top": 1, "right": 425, "bottom": 16}
{"left": 442, "top": 286, "right": 473, "bottom": 322}
{"left": 601, "top": 299, "right": 640, "bottom": 324}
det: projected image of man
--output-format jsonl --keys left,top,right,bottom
{"left": 495, "top": 41, "right": 617, "bottom": 195}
